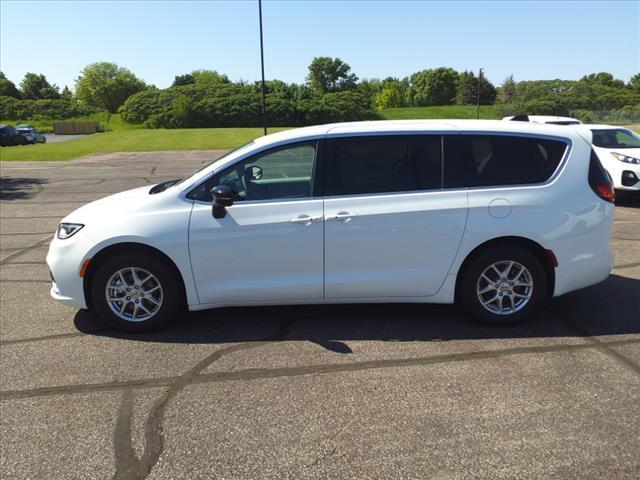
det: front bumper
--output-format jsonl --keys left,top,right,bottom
{"left": 46, "top": 231, "right": 91, "bottom": 309}
{"left": 50, "top": 282, "right": 83, "bottom": 307}
{"left": 607, "top": 161, "right": 640, "bottom": 191}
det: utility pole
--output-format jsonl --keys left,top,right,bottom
{"left": 476, "top": 68, "right": 484, "bottom": 119}
{"left": 258, "top": 0, "right": 267, "bottom": 135}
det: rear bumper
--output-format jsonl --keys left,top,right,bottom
{"left": 552, "top": 201, "right": 615, "bottom": 296}
{"left": 553, "top": 248, "right": 613, "bottom": 296}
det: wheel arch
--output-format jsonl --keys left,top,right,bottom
{"left": 83, "top": 242, "right": 188, "bottom": 310}
{"left": 454, "top": 236, "right": 555, "bottom": 302}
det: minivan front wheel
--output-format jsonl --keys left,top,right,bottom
{"left": 460, "top": 246, "right": 547, "bottom": 325}
{"left": 90, "top": 252, "right": 181, "bottom": 332}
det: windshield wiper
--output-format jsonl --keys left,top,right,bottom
{"left": 149, "top": 179, "right": 181, "bottom": 194}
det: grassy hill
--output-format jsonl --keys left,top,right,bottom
{"left": 382, "top": 105, "right": 501, "bottom": 120}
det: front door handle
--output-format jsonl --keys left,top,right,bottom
{"left": 290, "top": 215, "right": 321, "bottom": 225}
{"left": 327, "top": 211, "right": 358, "bottom": 222}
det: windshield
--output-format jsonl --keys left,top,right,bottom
{"left": 17, "top": 129, "right": 31, "bottom": 134}
{"left": 176, "top": 141, "right": 255, "bottom": 187}
{"left": 591, "top": 129, "right": 640, "bottom": 149}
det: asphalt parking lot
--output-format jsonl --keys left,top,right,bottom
{"left": 43, "top": 133, "right": 91, "bottom": 144}
{"left": 1, "top": 151, "right": 639, "bottom": 480}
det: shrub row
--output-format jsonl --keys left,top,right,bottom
{"left": 120, "top": 84, "right": 380, "bottom": 128}
{"left": 0, "top": 96, "right": 100, "bottom": 120}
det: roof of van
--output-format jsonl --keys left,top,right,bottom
{"left": 253, "top": 119, "right": 583, "bottom": 146}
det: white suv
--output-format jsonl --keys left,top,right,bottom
{"left": 503, "top": 115, "right": 582, "bottom": 126}
{"left": 583, "top": 125, "right": 640, "bottom": 191}
{"left": 47, "top": 120, "right": 615, "bottom": 331}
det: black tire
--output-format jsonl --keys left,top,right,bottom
{"left": 90, "top": 252, "right": 182, "bottom": 332}
{"left": 459, "top": 246, "right": 547, "bottom": 325}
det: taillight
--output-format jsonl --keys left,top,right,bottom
{"left": 588, "top": 150, "right": 615, "bottom": 203}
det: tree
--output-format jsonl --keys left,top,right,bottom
{"left": 408, "top": 68, "right": 458, "bottom": 106}
{"left": 172, "top": 70, "right": 228, "bottom": 88}
{"left": 357, "top": 78, "right": 383, "bottom": 101}
{"left": 19, "top": 73, "right": 60, "bottom": 99}
{"left": 172, "top": 73, "right": 196, "bottom": 86}
{"left": 580, "top": 72, "right": 625, "bottom": 88}
{"left": 498, "top": 75, "right": 516, "bottom": 104}
{"left": 455, "top": 70, "right": 497, "bottom": 105}
{"left": 628, "top": 73, "right": 640, "bottom": 92}
{"left": 0, "top": 71, "right": 20, "bottom": 98}
{"left": 306, "top": 57, "right": 358, "bottom": 93}
{"left": 75, "top": 62, "right": 147, "bottom": 113}
{"left": 192, "top": 70, "right": 230, "bottom": 85}
{"left": 60, "top": 85, "right": 73, "bottom": 101}
{"left": 375, "top": 82, "right": 405, "bottom": 109}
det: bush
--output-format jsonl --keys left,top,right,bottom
{"left": 299, "top": 92, "right": 380, "bottom": 124}
{"left": 0, "top": 96, "right": 100, "bottom": 120}
{"left": 572, "top": 105, "right": 640, "bottom": 124}
{"left": 119, "top": 84, "right": 380, "bottom": 128}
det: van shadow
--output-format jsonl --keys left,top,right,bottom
{"left": 75, "top": 274, "right": 640, "bottom": 353}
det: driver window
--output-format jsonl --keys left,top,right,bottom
{"left": 208, "top": 141, "right": 317, "bottom": 202}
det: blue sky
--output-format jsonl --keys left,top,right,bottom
{"left": 1, "top": 0, "right": 638, "bottom": 90}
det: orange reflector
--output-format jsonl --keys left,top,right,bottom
{"left": 546, "top": 249, "right": 558, "bottom": 268}
{"left": 79, "top": 258, "right": 91, "bottom": 277}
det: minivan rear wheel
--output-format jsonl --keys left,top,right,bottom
{"left": 460, "top": 246, "right": 547, "bottom": 325}
{"left": 90, "top": 252, "right": 181, "bottom": 332}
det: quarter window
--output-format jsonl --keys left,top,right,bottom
{"left": 444, "top": 135, "right": 567, "bottom": 188}
{"left": 325, "top": 135, "right": 442, "bottom": 196}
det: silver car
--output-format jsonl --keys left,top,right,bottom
{"left": 16, "top": 125, "right": 46, "bottom": 144}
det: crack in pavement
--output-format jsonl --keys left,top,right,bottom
{"left": 613, "top": 262, "right": 640, "bottom": 270}
{"left": 0, "top": 232, "right": 53, "bottom": 236}
{"left": 111, "top": 342, "right": 267, "bottom": 480}
{"left": 0, "top": 236, "right": 50, "bottom": 265}
{"left": 0, "top": 279, "right": 50, "bottom": 283}
{"left": 0, "top": 330, "right": 104, "bottom": 346}
{"left": 611, "top": 237, "right": 640, "bottom": 242}
{"left": 3, "top": 336, "right": 639, "bottom": 402}
{"left": 110, "top": 314, "right": 295, "bottom": 480}
{"left": 547, "top": 308, "right": 640, "bottom": 375}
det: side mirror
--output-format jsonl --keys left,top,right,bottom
{"left": 245, "top": 165, "right": 263, "bottom": 181}
{"left": 211, "top": 185, "right": 235, "bottom": 219}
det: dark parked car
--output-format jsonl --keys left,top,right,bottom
{"left": 0, "top": 125, "right": 28, "bottom": 147}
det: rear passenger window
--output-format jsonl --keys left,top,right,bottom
{"left": 326, "top": 135, "right": 442, "bottom": 196}
{"left": 444, "top": 135, "right": 567, "bottom": 188}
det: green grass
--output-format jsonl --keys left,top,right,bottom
{"left": 0, "top": 127, "right": 289, "bottom": 161}
{"left": 2, "top": 106, "right": 635, "bottom": 162}
{"left": 382, "top": 104, "right": 501, "bottom": 120}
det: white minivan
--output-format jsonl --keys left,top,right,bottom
{"left": 47, "top": 120, "right": 615, "bottom": 331}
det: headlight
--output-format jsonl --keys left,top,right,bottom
{"left": 57, "top": 223, "right": 84, "bottom": 239}
{"left": 610, "top": 152, "right": 640, "bottom": 164}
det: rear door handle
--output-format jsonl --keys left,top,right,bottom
{"left": 327, "top": 212, "right": 358, "bottom": 222}
{"left": 290, "top": 215, "right": 321, "bottom": 225}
